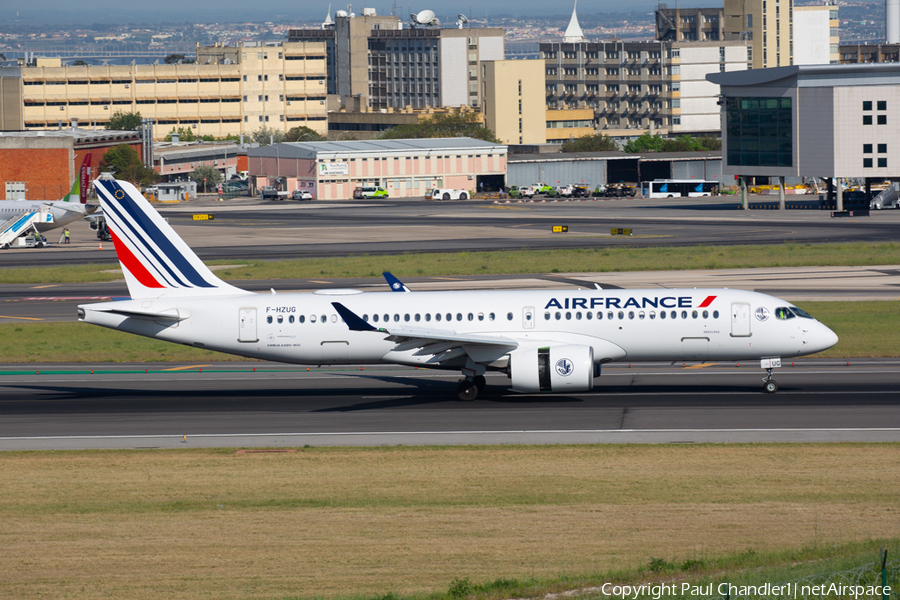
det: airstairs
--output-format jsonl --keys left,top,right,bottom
{"left": 870, "top": 183, "right": 899, "bottom": 209}
{"left": 0, "top": 209, "right": 54, "bottom": 249}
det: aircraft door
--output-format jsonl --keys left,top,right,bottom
{"left": 239, "top": 307, "right": 258, "bottom": 343}
{"left": 730, "top": 303, "right": 751, "bottom": 337}
{"left": 523, "top": 306, "right": 535, "bottom": 329}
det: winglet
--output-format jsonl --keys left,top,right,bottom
{"left": 332, "top": 302, "right": 379, "bottom": 331}
{"left": 383, "top": 272, "right": 411, "bottom": 292}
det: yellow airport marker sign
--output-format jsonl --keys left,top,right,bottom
{"left": 552, "top": 225, "right": 568, "bottom": 233}
{"left": 192, "top": 214, "right": 215, "bottom": 221}
{"left": 611, "top": 228, "right": 632, "bottom": 236}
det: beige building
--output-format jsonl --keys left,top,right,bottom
{"left": 542, "top": 40, "right": 749, "bottom": 139}
{"left": 288, "top": 11, "right": 505, "bottom": 111}
{"left": 1, "top": 41, "right": 327, "bottom": 140}
{"left": 481, "top": 60, "right": 546, "bottom": 145}
{"left": 545, "top": 108, "right": 593, "bottom": 143}
{"left": 724, "top": 0, "right": 793, "bottom": 69}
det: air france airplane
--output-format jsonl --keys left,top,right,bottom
{"left": 0, "top": 154, "right": 97, "bottom": 233}
{"left": 79, "top": 179, "right": 839, "bottom": 400}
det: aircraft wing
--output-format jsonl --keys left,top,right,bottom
{"left": 332, "top": 301, "right": 518, "bottom": 363}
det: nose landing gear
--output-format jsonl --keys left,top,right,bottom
{"left": 760, "top": 357, "right": 782, "bottom": 393}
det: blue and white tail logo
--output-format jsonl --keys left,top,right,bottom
{"left": 94, "top": 179, "right": 249, "bottom": 300}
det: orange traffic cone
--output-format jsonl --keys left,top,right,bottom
{"left": 99, "top": 242, "right": 103, "bottom": 250}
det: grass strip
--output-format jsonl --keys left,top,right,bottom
{"left": 0, "top": 301, "right": 896, "bottom": 362}
{"left": 0, "top": 242, "right": 898, "bottom": 283}
{"left": 0, "top": 444, "right": 898, "bottom": 599}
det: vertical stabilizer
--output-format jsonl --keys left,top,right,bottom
{"left": 93, "top": 178, "right": 251, "bottom": 300}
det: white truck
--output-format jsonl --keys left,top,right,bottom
{"left": 428, "top": 188, "right": 470, "bottom": 201}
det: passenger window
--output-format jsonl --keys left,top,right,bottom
{"left": 331, "top": 315, "right": 337, "bottom": 323}
{"left": 555, "top": 312, "right": 561, "bottom": 320}
{"left": 299, "top": 315, "right": 305, "bottom": 323}
{"left": 310, "top": 315, "right": 317, "bottom": 323}
{"left": 545, "top": 312, "right": 551, "bottom": 320}
{"left": 671, "top": 311, "right": 677, "bottom": 319}
{"left": 692, "top": 310, "right": 698, "bottom": 319}
{"left": 468, "top": 313, "right": 473, "bottom": 321}
{"left": 576, "top": 312, "right": 582, "bottom": 320}
{"left": 363, "top": 314, "right": 369, "bottom": 322}
{"left": 394, "top": 314, "right": 400, "bottom": 322}
{"left": 456, "top": 313, "right": 462, "bottom": 321}
{"left": 425, "top": 314, "right": 431, "bottom": 321}
{"left": 478, "top": 313, "right": 484, "bottom": 321}
{"left": 322, "top": 314, "right": 327, "bottom": 323}
{"left": 649, "top": 311, "right": 656, "bottom": 319}
{"left": 489, "top": 313, "right": 496, "bottom": 321}
{"left": 507, "top": 313, "right": 514, "bottom": 320}
{"left": 586, "top": 312, "right": 592, "bottom": 320}
{"left": 448, "top": 313, "right": 453, "bottom": 321}
{"left": 660, "top": 311, "right": 666, "bottom": 319}
{"left": 681, "top": 311, "right": 687, "bottom": 319}
{"left": 628, "top": 311, "right": 634, "bottom": 320}
{"left": 618, "top": 311, "right": 624, "bottom": 320}
{"left": 565, "top": 312, "right": 572, "bottom": 320}
{"left": 415, "top": 314, "right": 421, "bottom": 322}
{"left": 435, "top": 313, "right": 441, "bottom": 321}
{"left": 608, "top": 311, "right": 614, "bottom": 320}
{"left": 289, "top": 315, "right": 295, "bottom": 324}
{"left": 639, "top": 312, "right": 645, "bottom": 320}
{"left": 384, "top": 314, "right": 389, "bottom": 322}
{"left": 404, "top": 314, "right": 410, "bottom": 322}
{"left": 713, "top": 310, "right": 719, "bottom": 319}
{"left": 373, "top": 314, "right": 379, "bottom": 322}
{"left": 702, "top": 310, "right": 708, "bottom": 319}
{"left": 266, "top": 315, "right": 273, "bottom": 324}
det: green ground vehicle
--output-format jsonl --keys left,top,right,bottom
{"left": 532, "top": 182, "right": 553, "bottom": 195}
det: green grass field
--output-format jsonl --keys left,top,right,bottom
{"left": 0, "top": 301, "right": 895, "bottom": 363}
{"left": 0, "top": 242, "right": 898, "bottom": 284}
{"left": 1, "top": 444, "right": 897, "bottom": 600}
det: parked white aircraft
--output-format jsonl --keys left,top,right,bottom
{"left": 0, "top": 154, "right": 97, "bottom": 232}
{"left": 79, "top": 179, "right": 839, "bottom": 399}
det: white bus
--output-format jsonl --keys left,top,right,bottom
{"left": 641, "top": 179, "right": 719, "bottom": 198}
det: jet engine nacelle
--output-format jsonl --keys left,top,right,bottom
{"left": 509, "top": 344, "right": 594, "bottom": 393}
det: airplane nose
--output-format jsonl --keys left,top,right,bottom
{"left": 814, "top": 324, "right": 839, "bottom": 353}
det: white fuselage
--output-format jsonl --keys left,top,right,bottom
{"left": 0, "top": 201, "right": 89, "bottom": 232}
{"left": 79, "top": 287, "right": 839, "bottom": 368}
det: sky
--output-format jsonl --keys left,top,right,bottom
{"left": 1, "top": 0, "right": 672, "bottom": 24}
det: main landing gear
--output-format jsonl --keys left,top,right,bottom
{"left": 456, "top": 375, "right": 486, "bottom": 401}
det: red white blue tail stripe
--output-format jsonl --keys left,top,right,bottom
{"left": 94, "top": 179, "right": 249, "bottom": 299}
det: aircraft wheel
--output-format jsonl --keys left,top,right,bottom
{"left": 764, "top": 380, "right": 778, "bottom": 394}
{"left": 474, "top": 375, "right": 486, "bottom": 391}
{"left": 457, "top": 380, "right": 479, "bottom": 401}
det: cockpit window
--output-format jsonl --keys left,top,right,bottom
{"left": 790, "top": 307, "right": 814, "bottom": 319}
{"left": 775, "top": 307, "right": 795, "bottom": 320}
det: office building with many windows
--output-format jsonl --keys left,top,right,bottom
{"left": 0, "top": 41, "right": 327, "bottom": 139}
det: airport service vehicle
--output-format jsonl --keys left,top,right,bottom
{"left": 292, "top": 190, "right": 313, "bottom": 201}
{"left": 508, "top": 186, "right": 535, "bottom": 199}
{"left": 353, "top": 186, "right": 389, "bottom": 199}
{"left": 79, "top": 179, "right": 839, "bottom": 400}
{"left": 572, "top": 184, "right": 591, "bottom": 198}
{"left": 429, "top": 188, "right": 469, "bottom": 201}
{"left": 532, "top": 182, "right": 553, "bottom": 195}
{"left": 642, "top": 179, "right": 719, "bottom": 198}
{"left": 259, "top": 186, "right": 280, "bottom": 199}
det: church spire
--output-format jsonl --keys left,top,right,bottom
{"left": 563, "top": 0, "right": 586, "bottom": 43}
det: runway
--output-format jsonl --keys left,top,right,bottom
{"left": 1, "top": 359, "right": 898, "bottom": 450}
{"left": 3, "top": 195, "right": 899, "bottom": 267}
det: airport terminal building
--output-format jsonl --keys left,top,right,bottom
{"left": 708, "top": 63, "right": 900, "bottom": 180}
{"left": 247, "top": 138, "right": 507, "bottom": 200}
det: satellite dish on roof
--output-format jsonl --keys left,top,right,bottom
{"left": 415, "top": 9, "right": 435, "bottom": 23}
{"left": 456, "top": 13, "right": 468, "bottom": 28}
